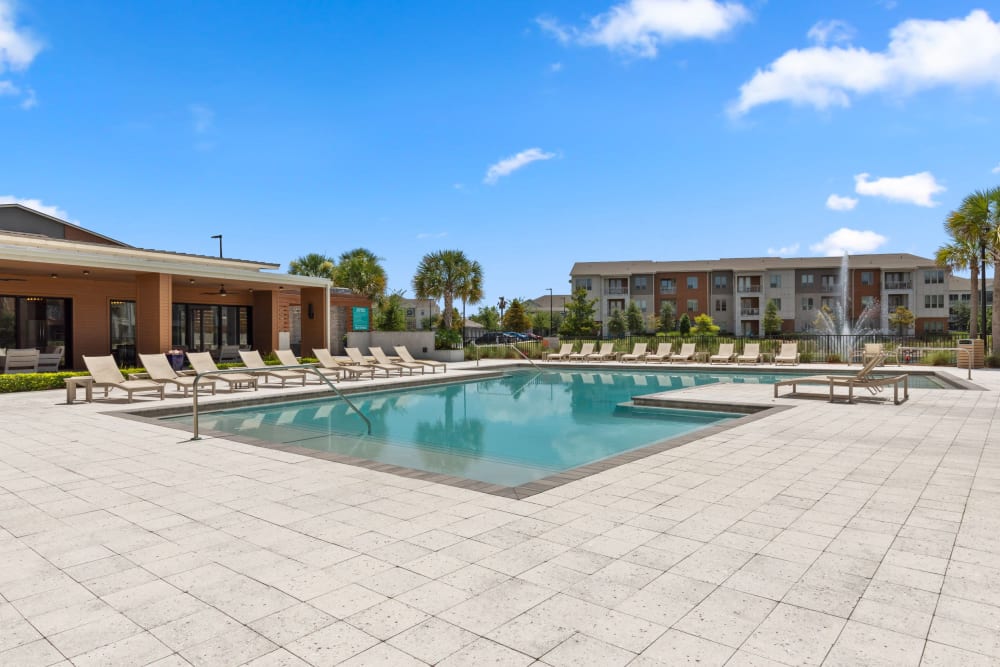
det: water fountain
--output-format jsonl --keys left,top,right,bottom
{"left": 811, "top": 252, "right": 881, "bottom": 361}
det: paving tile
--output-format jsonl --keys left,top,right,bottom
{"left": 741, "top": 603, "right": 846, "bottom": 666}
{"left": 70, "top": 631, "right": 173, "bottom": 667}
{"left": 540, "top": 633, "right": 635, "bottom": 667}
{"left": 0, "top": 638, "right": 64, "bottom": 666}
{"left": 179, "top": 624, "right": 277, "bottom": 667}
{"left": 487, "top": 609, "right": 576, "bottom": 658}
{"left": 640, "top": 628, "right": 735, "bottom": 665}
{"left": 675, "top": 587, "right": 776, "bottom": 648}
{"left": 344, "top": 599, "right": 429, "bottom": 640}
{"left": 284, "top": 621, "right": 379, "bottom": 664}
{"left": 824, "top": 620, "right": 925, "bottom": 666}
{"left": 247, "top": 602, "right": 336, "bottom": 646}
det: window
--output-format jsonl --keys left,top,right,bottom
{"left": 713, "top": 275, "right": 728, "bottom": 289}
{"left": 924, "top": 270, "right": 945, "bottom": 285}
{"left": 715, "top": 299, "right": 727, "bottom": 312}
{"left": 607, "top": 299, "right": 625, "bottom": 315}
{"left": 172, "top": 304, "right": 253, "bottom": 352}
{"left": 110, "top": 300, "right": 137, "bottom": 367}
{"left": 801, "top": 274, "right": 814, "bottom": 286}
{"left": 686, "top": 276, "right": 699, "bottom": 289}
{"left": 406, "top": 308, "right": 415, "bottom": 317}
{"left": 771, "top": 298, "right": 781, "bottom": 311}
{"left": 769, "top": 274, "right": 782, "bottom": 288}
{"left": 634, "top": 276, "right": 648, "bottom": 291}
{"left": 821, "top": 297, "right": 835, "bottom": 310}
{"left": 801, "top": 297, "right": 814, "bottom": 311}
{"left": 575, "top": 278, "right": 592, "bottom": 291}
{"left": 0, "top": 296, "right": 71, "bottom": 364}
{"left": 885, "top": 272, "right": 911, "bottom": 289}
{"left": 634, "top": 298, "right": 648, "bottom": 313}
{"left": 659, "top": 278, "right": 676, "bottom": 294}
{"left": 820, "top": 275, "right": 837, "bottom": 289}
{"left": 861, "top": 271, "right": 874, "bottom": 286}
{"left": 925, "top": 321, "right": 944, "bottom": 333}
{"left": 924, "top": 294, "right": 945, "bottom": 309}
{"left": 607, "top": 278, "right": 627, "bottom": 295}
{"left": 687, "top": 299, "right": 698, "bottom": 312}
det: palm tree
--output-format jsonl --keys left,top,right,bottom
{"left": 288, "top": 253, "right": 336, "bottom": 280}
{"left": 936, "top": 236, "right": 977, "bottom": 337}
{"left": 412, "top": 250, "right": 483, "bottom": 330}
{"left": 335, "top": 248, "right": 387, "bottom": 300}
{"left": 946, "top": 192, "right": 993, "bottom": 340}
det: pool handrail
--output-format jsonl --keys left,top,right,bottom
{"left": 189, "top": 363, "right": 372, "bottom": 440}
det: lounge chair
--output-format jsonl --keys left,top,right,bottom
{"left": 312, "top": 348, "right": 375, "bottom": 380}
{"left": 239, "top": 350, "right": 307, "bottom": 387}
{"left": 737, "top": 343, "right": 761, "bottom": 364}
{"left": 139, "top": 353, "right": 216, "bottom": 397}
{"left": 710, "top": 343, "right": 736, "bottom": 364}
{"left": 36, "top": 352, "right": 62, "bottom": 373}
{"left": 587, "top": 343, "right": 617, "bottom": 362}
{"left": 775, "top": 343, "right": 800, "bottom": 365}
{"left": 567, "top": 343, "right": 595, "bottom": 361}
{"left": 216, "top": 344, "right": 242, "bottom": 364}
{"left": 187, "top": 352, "right": 259, "bottom": 391}
{"left": 274, "top": 349, "right": 328, "bottom": 383}
{"left": 861, "top": 343, "right": 897, "bottom": 366}
{"left": 773, "top": 353, "right": 907, "bottom": 403}
{"left": 82, "top": 355, "right": 164, "bottom": 403}
{"left": 620, "top": 342, "right": 647, "bottom": 362}
{"left": 645, "top": 342, "right": 673, "bottom": 363}
{"left": 546, "top": 343, "right": 573, "bottom": 361}
{"left": 370, "top": 347, "right": 420, "bottom": 375}
{"left": 394, "top": 345, "right": 447, "bottom": 372}
{"left": 345, "top": 347, "right": 403, "bottom": 377}
{"left": 3, "top": 348, "right": 39, "bottom": 374}
{"left": 670, "top": 343, "right": 697, "bottom": 363}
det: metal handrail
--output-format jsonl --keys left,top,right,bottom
{"left": 507, "top": 342, "right": 539, "bottom": 369}
{"left": 189, "top": 364, "right": 372, "bottom": 440}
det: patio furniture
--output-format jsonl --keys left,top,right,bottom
{"left": 64, "top": 376, "right": 94, "bottom": 403}
{"left": 545, "top": 343, "right": 573, "bottom": 361}
{"left": 312, "top": 348, "right": 374, "bottom": 380}
{"left": 139, "top": 353, "right": 216, "bottom": 397}
{"left": 186, "top": 351, "right": 258, "bottom": 391}
{"left": 710, "top": 343, "right": 736, "bottom": 364}
{"left": 670, "top": 343, "right": 697, "bottom": 363}
{"left": 216, "top": 344, "right": 242, "bottom": 363}
{"left": 737, "top": 343, "right": 761, "bottom": 364}
{"left": 645, "top": 342, "right": 673, "bottom": 363}
{"left": 775, "top": 343, "right": 800, "bottom": 365}
{"left": 370, "top": 347, "right": 421, "bottom": 375}
{"left": 3, "top": 348, "right": 39, "bottom": 374}
{"left": 82, "top": 355, "right": 164, "bottom": 403}
{"left": 274, "top": 349, "right": 326, "bottom": 383}
{"left": 587, "top": 343, "right": 617, "bottom": 362}
{"left": 567, "top": 343, "right": 595, "bottom": 361}
{"left": 239, "top": 350, "right": 307, "bottom": 387}
{"left": 620, "top": 342, "right": 648, "bottom": 362}
{"left": 394, "top": 345, "right": 447, "bottom": 372}
{"left": 36, "top": 352, "right": 63, "bottom": 373}
{"left": 345, "top": 347, "right": 403, "bottom": 377}
{"left": 773, "top": 353, "right": 893, "bottom": 402}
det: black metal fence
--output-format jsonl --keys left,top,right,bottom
{"left": 464, "top": 331, "right": 992, "bottom": 364}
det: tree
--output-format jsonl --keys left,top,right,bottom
{"left": 531, "top": 310, "right": 563, "bottom": 336}
{"left": 607, "top": 309, "right": 627, "bottom": 337}
{"left": 625, "top": 302, "right": 645, "bottom": 335}
{"left": 470, "top": 305, "right": 500, "bottom": 330}
{"left": 692, "top": 313, "right": 720, "bottom": 335}
{"left": 763, "top": 299, "right": 782, "bottom": 336}
{"left": 335, "top": 248, "right": 387, "bottom": 300}
{"left": 412, "top": 250, "right": 483, "bottom": 331}
{"left": 560, "top": 288, "right": 597, "bottom": 336}
{"left": 658, "top": 302, "right": 675, "bottom": 333}
{"left": 678, "top": 313, "right": 692, "bottom": 336}
{"left": 889, "top": 306, "right": 915, "bottom": 336}
{"left": 502, "top": 299, "right": 531, "bottom": 332}
{"left": 949, "top": 301, "right": 970, "bottom": 332}
{"left": 374, "top": 290, "right": 407, "bottom": 331}
{"left": 288, "top": 253, "right": 336, "bottom": 280}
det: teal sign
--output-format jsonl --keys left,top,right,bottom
{"left": 352, "top": 306, "right": 369, "bottom": 331}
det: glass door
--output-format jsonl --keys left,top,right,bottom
{"left": 190, "top": 305, "right": 219, "bottom": 352}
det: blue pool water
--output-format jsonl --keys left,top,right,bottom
{"left": 165, "top": 369, "right": 945, "bottom": 487}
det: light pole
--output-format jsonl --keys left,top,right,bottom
{"left": 211, "top": 234, "right": 223, "bottom": 258}
{"left": 546, "top": 288, "right": 553, "bottom": 336}
{"left": 981, "top": 241, "right": 987, "bottom": 340}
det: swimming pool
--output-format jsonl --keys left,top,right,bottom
{"left": 163, "top": 368, "right": 949, "bottom": 490}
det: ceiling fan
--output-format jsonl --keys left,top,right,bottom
{"left": 201, "top": 283, "right": 229, "bottom": 296}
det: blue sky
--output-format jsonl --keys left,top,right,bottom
{"left": 3, "top": 0, "right": 999, "bottom": 312}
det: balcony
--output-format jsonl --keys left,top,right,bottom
{"left": 606, "top": 287, "right": 628, "bottom": 295}
{"left": 885, "top": 281, "right": 912, "bottom": 290}
{"left": 818, "top": 284, "right": 839, "bottom": 293}
{"left": 740, "top": 308, "right": 760, "bottom": 317}
{"left": 659, "top": 286, "right": 677, "bottom": 295}
{"left": 737, "top": 285, "right": 761, "bottom": 293}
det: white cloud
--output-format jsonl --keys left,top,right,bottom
{"left": 807, "top": 19, "right": 855, "bottom": 46}
{"left": 483, "top": 147, "right": 555, "bottom": 185}
{"left": 549, "top": 62, "right": 563, "bottom": 73}
{"left": 0, "top": 1, "right": 43, "bottom": 72}
{"left": 854, "top": 171, "right": 944, "bottom": 207}
{"left": 991, "top": 162, "right": 1000, "bottom": 174}
{"left": 826, "top": 194, "right": 858, "bottom": 211}
{"left": 767, "top": 243, "right": 800, "bottom": 257}
{"left": 189, "top": 104, "right": 214, "bottom": 133}
{"left": 538, "top": 0, "right": 750, "bottom": 59}
{"left": 810, "top": 228, "right": 888, "bottom": 256}
{"left": 731, "top": 10, "right": 1000, "bottom": 116}
{"left": 0, "top": 195, "right": 72, "bottom": 221}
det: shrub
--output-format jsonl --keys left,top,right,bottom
{"left": 922, "top": 351, "right": 953, "bottom": 366}
{"left": 826, "top": 354, "right": 842, "bottom": 364}
{"left": 435, "top": 329, "right": 463, "bottom": 350}
{"left": 985, "top": 354, "right": 1000, "bottom": 368}
{"left": 0, "top": 371, "right": 90, "bottom": 393}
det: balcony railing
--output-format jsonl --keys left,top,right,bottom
{"left": 885, "top": 281, "right": 912, "bottom": 290}
{"left": 740, "top": 308, "right": 760, "bottom": 317}
{"left": 818, "top": 284, "right": 839, "bottom": 292}
{"left": 659, "top": 286, "right": 677, "bottom": 294}
{"left": 737, "top": 285, "right": 762, "bottom": 293}
{"left": 606, "top": 287, "right": 628, "bottom": 295}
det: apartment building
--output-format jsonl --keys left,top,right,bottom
{"left": 570, "top": 253, "right": 950, "bottom": 336}
{"left": 400, "top": 298, "right": 441, "bottom": 330}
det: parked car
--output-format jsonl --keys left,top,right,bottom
{"left": 471, "top": 332, "right": 517, "bottom": 345}
{"left": 502, "top": 331, "right": 533, "bottom": 342}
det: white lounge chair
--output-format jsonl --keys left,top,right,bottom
{"left": 774, "top": 353, "right": 899, "bottom": 401}
{"left": 394, "top": 345, "right": 447, "bottom": 373}
{"left": 82, "top": 355, "right": 164, "bottom": 403}
{"left": 312, "top": 348, "right": 374, "bottom": 380}
{"left": 3, "top": 348, "right": 39, "bottom": 374}
{"left": 587, "top": 343, "right": 617, "bottom": 362}
{"left": 775, "top": 343, "right": 800, "bottom": 365}
{"left": 546, "top": 343, "right": 573, "bottom": 361}
{"left": 370, "top": 347, "right": 421, "bottom": 375}
{"left": 346, "top": 347, "right": 403, "bottom": 377}
{"left": 567, "top": 343, "right": 595, "bottom": 361}
{"left": 139, "top": 353, "right": 216, "bottom": 397}
{"left": 239, "top": 350, "right": 307, "bottom": 386}
{"left": 737, "top": 343, "right": 761, "bottom": 364}
{"left": 274, "top": 349, "right": 327, "bottom": 383}
{"left": 620, "top": 342, "right": 647, "bottom": 362}
{"left": 645, "top": 342, "right": 673, "bottom": 363}
{"left": 710, "top": 343, "right": 736, "bottom": 364}
{"left": 187, "top": 352, "right": 259, "bottom": 391}
{"left": 670, "top": 343, "right": 696, "bottom": 363}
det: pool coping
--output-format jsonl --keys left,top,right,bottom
{"left": 111, "top": 363, "right": 964, "bottom": 499}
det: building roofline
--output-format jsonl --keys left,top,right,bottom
{"left": 0, "top": 203, "right": 131, "bottom": 247}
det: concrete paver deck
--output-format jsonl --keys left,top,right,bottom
{"left": 1, "top": 361, "right": 997, "bottom": 665}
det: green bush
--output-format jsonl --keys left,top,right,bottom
{"left": 985, "top": 354, "right": 1000, "bottom": 368}
{"left": 922, "top": 351, "right": 954, "bottom": 366}
{"left": 0, "top": 371, "right": 90, "bottom": 393}
{"left": 435, "top": 329, "right": 463, "bottom": 350}
{"left": 826, "top": 354, "right": 842, "bottom": 364}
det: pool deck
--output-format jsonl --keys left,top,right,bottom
{"left": 1, "top": 361, "right": 998, "bottom": 666}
